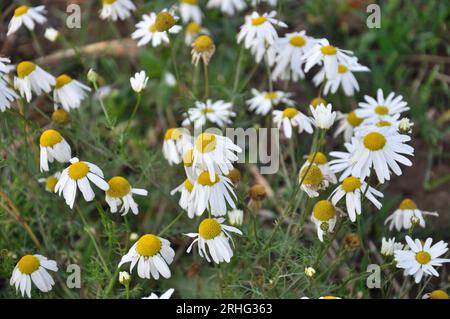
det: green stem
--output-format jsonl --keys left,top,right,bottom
{"left": 92, "top": 81, "right": 113, "bottom": 129}
{"left": 158, "top": 211, "right": 184, "bottom": 236}
{"left": 123, "top": 93, "right": 142, "bottom": 136}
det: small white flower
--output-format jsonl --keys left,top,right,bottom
{"left": 130, "top": 71, "right": 149, "bottom": 93}
{"left": 385, "top": 198, "right": 438, "bottom": 231}
{"left": 182, "top": 100, "right": 235, "bottom": 129}
{"left": 395, "top": 236, "right": 450, "bottom": 283}
{"left": 119, "top": 271, "right": 130, "bottom": 285}
{"left": 105, "top": 176, "right": 148, "bottom": 216}
{"left": 14, "top": 61, "right": 55, "bottom": 102}
{"left": 162, "top": 128, "right": 192, "bottom": 165}
{"left": 142, "top": 288, "right": 175, "bottom": 299}
{"left": 38, "top": 172, "right": 61, "bottom": 193}
{"left": 7, "top": 5, "right": 47, "bottom": 36}
{"left": 309, "top": 103, "right": 336, "bottom": 130}
{"left": 171, "top": 178, "right": 195, "bottom": 214}
{"left": 207, "top": 0, "right": 247, "bottom": 16}
{"left": 273, "top": 107, "right": 313, "bottom": 138}
{"left": 53, "top": 74, "right": 91, "bottom": 111}
{"left": 398, "top": 117, "right": 414, "bottom": 134}
{"left": 356, "top": 88, "right": 409, "bottom": 119}
{"left": 246, "top": 89, "right": 294, "bottom": 116}
{"left": 164, "top": 72, "right": 177, "bottom": 87}
{"left": 184, "top": 22, "right": 209, "bottom": 45}
{"left": 10, "top": 254, "right": 58, "bottom": 298}
{"left": 311, "top": 200, "right": 337, "bottom": 242}
{"left": 179, "top": 0, "right": 203, "bottom": 23}
{"left": 132, "top": 12, "right": 182, "bottom": 47}
{"left": 381, "top": 237, "right": 404, "bottom": 257}
{"left": 100, "top": 0, "right": 136, "bottom": 21}
{"left": 228, "top": 209, "right": 244, "bottom": 226}
{"left": 304, "top": 267, "right": 316, "bottom": 278}
{"left": 298, "top": 164, "right": 333, "bottom": 198}
{"left": 185, "top": 218, "right": 242, "bottom": 264}
{"left": 129, "top": 232, "right": 139, "bottom": 241}
{"left": 39, "top": 129, "right": 72, "bottom": 172}
{"left": 301, "top": 152, "right": 337, "bottom": 184}
{"left": 44, "top": 27, "right": 59, "bottom": 42}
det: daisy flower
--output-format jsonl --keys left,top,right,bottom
{"left": 298, "top": 164, "right": 332, "bottom": 198}
{"left": 330, "top": 176, "right": 383, "bottom": 222}
{"left": 132, "top": 12, "right": 182, "bottom": 47}
{"left": 51, "top": 109, "right": 71, "bottom": 126}
{"left": 10, "top": 254, "right": 58, "bottom": 298}
{"left": 333, "top": 111, "right": 364, "bottom": 142}
{"left": 206, "top": 0, "right": 246, "bottom": 16}
{"left": 184, "top": 22, "right": 209, "bottom": 45}
{"left": 55, "top": 157, "right": 109, "bottom": 209}
{"left": 99, "top": 0, "right": 136, "bottom": 21}
{"left": 7, "top": 5, "right": 47, "bottom": 36}
{"left": 185, "top": 218, "right": 242, "bottom": 264}
{"left": 350, "top": 127, "right": 414, "bottom": 183}
{"left": 237, "top": 11, "right": 287, "bottom": 63}
{"left": 39, "top": 129, "right": 72, "bottom": 172}
{"left": 385, "top": 198, "right": 438, "bottom": 232}
{"left": 395, "top": 236, "right": 450, "bottom": 283}
{"left": 422, "top": 290, "right": 449, "bottom": 299}
{"left": 271, "top": 31, "right": 315, "bottom": 82}
{"left": 119, "top": 234, "right": 175, "bottom": 280}
{"left": 38, "top": 172, "right": 61, "bottom": 193}
{"left": 182, "top": 100, "right": 235, "bottom": 129}
{"left": 179, "top": 0, "right": 202, "bottom": 23}
{"left": 309, "top": 103, "right": 336, "bottom": 130}
{"left": 246, "top": 89, "right": 294, "bottom": 115}
{"left": 162, "top": 128, "right": 191, "bottom": 165}
{"left": 380, "top": 237, "right": 404, "bottom": 257}
{"left": 130, "top": 71, "right": 149, "bottom": 93}
{"left": 301, "top": 152, "right": 337, "bottom": 184}
{"left": 53, "top": 74, "right": 91, "bottom": 111}
{"left": 191, "top": 35, "right": 216, "bottom": 66}
{"left": 171, "top": 178, "right": 194, "bottom": 214}
{"left": 303, "top": 39, "right": 354, "bottom": 80}
{"left": 105, "top": 176, "right": 148, "bottom": 216}
{"left": 273, "top": 107, "right": 313, "bottom": 138}
{"left": 143, "top": 288, "right": 175, "bottom": 299}
{"left": 14, "top": 61, "right": 55, "bottom": 102}
{"left": 311, "top": 200, "right": 337, "bottom": 242}
{"left": 356, "top": 88, "right": 409, "bottom": 119}
{"left": 188, "top": 170, "right": 237, "bottom": 217}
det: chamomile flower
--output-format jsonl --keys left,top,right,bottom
{"left": 130, "top": 71, "right": 149, "bottom": 93}
{"left": 171, "top": 178, "right": 194, "bottom": 215}
{"left": 10, "top": 254, "right": 57, "bottom": 298}
{"left": 207, "top": 0, "right": 247, "bottom": 16}
{"left": 39, "top": 129, "right": 72, "bottom": 172}
{"left": 311, "top": 200, "right": 337, "bottom": 242}
{"left": 246, "top": 89, "right": 294, "bottom": 115}
{"left": 301, "top": 152, "right": 337, "bottom": 184}
{"left": 0, "top": 77, "right": 18, "bottom": 112}
{"left": 185, "top": 218, "right": 242, "bottom": 264}
{"left": 350, "top": 127, "right": 414, "bottom": 183}
{"left": 273, "top": 107, "right": 313, "bottom": 138}
{"left": 422, "top": 290, "right": 449, "bottom": 299}
{"left": 55, "top": 157, "right": 109, "bottom": 209}
{"left": 271, "top": 31, "right": 315, "bottom": 82}
{"left": 7, "top": 5, "right": 47, "bottom": 36}
{"left": 394, "top": 236, "right": 450, "bottom": 283}
{"left": 303, "top": 39, "right": 354, "bottom": 80}
{"left": 309, "top": 103, "right": 336, "bottom": 130}
{"left": 330, "top": 176, "right": 383, "bottom": 222}
{"left": 192, "top": 133, "right": 242, "bottom": 181}
{"left": 188, "top": 170, "right": 237, "bottom": 217}
{"left": 143, "top": 288, "right": 175, "bottom": 299}
{"left": 385, "top": 198, "right": 438, "bottom": 232}
{"left": 44, "top": 27, "right": 59, "bottom": 42}
{"left": 179, "top": 0, "right": 202, "bottom": 23}
{"left": 228, "top": 209, "right": 244, "bottom": 226}
{"left": 333, "top": 111, "right": 364, "bottom": 142}
{"left": 381, "top": 237, "right": 404, "bottom": 257}
{"left": 237, "top": 11, "right": 287, "bottom": 63}
{"left": 184, "top": 22, "right": 209, "bottom": 45}
{"left": 182, "top": 100, "right": 235, "bottom": 129}
{"left": 132, "top": 12, "right": 182, "bottom": 47}
{"left": 14, "top": 61, "right": 55, "bottom": 102}
{"left": 356, "top": 89, "right": 409, "bottom": 119}
{"left": 162, "top": 128, "right": 191, "bottom": 165}
{"left": 118, "top": 234, "right": 175, "bottom": 280}
{"left": 298, "top": 164, "right": 332, "bottom": 198}
{"left": 38, "top": 172, "right": 61, "bottom": 193}
{"left": 105, "top": 176, "right": 148, "bottom": 216}
{"left": 191, "top": 35, "right": 216, "bottom": 66}
{"left": 53, "top": 74, "right": 91, "bottom": 111}
{"left": 99, "top": 0, "right": 136, "bottom": 21}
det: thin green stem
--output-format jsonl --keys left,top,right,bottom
{"left": 92, "top": 81, "right": 113, "bottom": 129}
{"left": 158, "top": 211, "right": 184, "bottom": 236}
{"left": 123, "top": 93, "right": 142, "bottom": 136}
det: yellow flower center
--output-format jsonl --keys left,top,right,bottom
{"left": 199, "top": 218, "right": 222, "bottom": 240}
{"left": 183, "top": 148, "right": 194, "bottom": 167}
{"left": 320, "top": 45, "right": 337, "bottom": 55}
{"left": 106, "top": 176, "right": 131, "bottom": 198}
{"left": 46, "top": 176, "right": 58, "bottom": 192}
{"left": 103, "top": 0, "right": 117, "bottom": 4}
{"left": 341, "top": 176, "right": 362, "bottom": 193}
{"left": 429, "top": 290, "right": 449, "bottom": 299}
{"left": 299, "top": 165, "right": 323, "bottom": 186}
{"left": 346, "top": 111, "right": 363, "bottom": 127}
{"left": 282, "top": 108, "right": 299, "bottom": 119}
{"left": 307, "top": 152, "right": 328, "bottom": 165}
{"left": 399, "top": 198, "right": 417, "bottom": 210}
{"left": 186, "top": 22, "right": 201, "bottom": 34}
{"left": 149, "top": 23, "right": 158, "bottom": 32}
{"left": 55, "top": 74, "right": 73, "bottom": 89}
{"left": 313, "top": 200, "right": 336, "bottom": 222}
{"left": 182, "top": 0, "right": 198, "bottom": 4}
{"left": 164, "top": 128, "right": 181, "bottom": 140}
{"left": 40, "top": 129, "right": 63, "bottom": 147}
{"left": 195, "top": 133, "right": 217, "bottom": 153}
{"left": 18, "top": 255, "right": 40, "bottom": 274}
{"left": 376, "top": 120, "right": 391, "bottom": 127}
{"left": 51, "top": 109, "right": 70, "bottom": 125}
{"left": 374, "top": 105, "right": 389, "bottom": 115}
{"left": 17, "top": 61, "right": 36, "bottom": 79}
{"left": 337, "top": 64, "right": 348, "bottom": 74}
{"left": 68, "top": 161, "right": 89, "bottom": 180}
{"left": 310, "top": 97, "right": 326, "bottom": 108}
{"left": 193, "top": 35, "right": 214, "bottom": 52}
{"left": 184, "top": 179, "right": 194, "bottom": 192}
{"left": 363, "top": 132, "right": 386, "bottom": 151}
{"left": 289, "top": 35, "right": 306, "bottom": 47}
{"left": 251, "top": 16, "right": 268, "bottom": 26}
{"left": 264, "top": 91, "right": 278, "bottom": 100}
{"left": 155, "top": 12, "right": 176, "bottom": 32}
{"left": 415, "top": 251, "right": 431, "bottom": 265}
{"left": 136, "top": 234, "right": 162, "bottom": 257}
{"left": 14, "top": 5, "right": 29, "bottom": 17}
{"left": 322, "top": 296, "right": 338, "bottom": 299}
{"left": 197, "top": 171, "right": 219, "bottom": 187}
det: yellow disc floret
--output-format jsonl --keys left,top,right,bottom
{"left": 182, "top": 0, "right": 198, "bottom": 5}
{"left": 184, "top": 179, "right": 194, "bottom": 192}
{"left": 347, "top": 111, "right": 363, "bottom": 127}
{"left": 55, "top": 74, "right": 73, "bottom": 89}
{"left": 415, "top": 251, "right": 431, "bottom": 265}
{"left": 264, "top": 91, "right": 278, "bottom": 100}
{"left": 251, "top": 16, "right": 268, "bottom": 26}
{"left": 321, "top": 45, "right": 337, "bottom": 55}
{"left": 363, "top": 132, "right": 386, "bottom": 151}
{"left": 46, "top": 176, "right": 58, "bottom": 192}
{"left": 307, "top": 152, "right": 328, "bottom": 165}
{"left": 310, "top": 97, "right": 327, "bottom": 108}
{"left": 40, "top": 129, "right": 63, "bottom": 147}
{"left": 165, "top": 128, "right": 181, "bottom": 140}
{"left": 429, "top": 290, "right": 449, "bottom": 299}
{"left": 136, "top": 234, "right": 162, "bottom": 257}
{"left": 193, "top": 35, "right": 214, "bottom": 53}
{"left": 313, "top": 200, "right": 336, "bottom": 222}
{"left": 289, "top": 35, "right": 306, "bottom": 47}
{"left": 337, "top": 64, "right": 348, "bottom": 74}
{"left": 68, "top": 161, "right": 89, "bottom": 180}
{"left": 299, "top": 164, "right": 323, "bottom": 186}
{"left": 282, "top": 108, "right": 299, "bottom": 119}
{"left": 52, "top": 109, "right": 70, "bottom": 125}
{"left": 399, "top": 198, "right": 417, "bottom": 210}
{"left": 374, "top": 105, "right": 389, "bottom": 115}
{"left": 186, "top": 22, "right": 201, "bottom": 33}
{"left": 14, "top": 5, "right": 29, "bottom": 17}
{"left": 341, "top": 176, "right": 362, "bottom": 193}
{"left": 195, "top": 133, "right": 217, "bottom": 153}
{"left": 197, "top": 171, "right": 219, "bottom": 186}
{"left": 199, "top": 218, "right": 222, "bottom": 240}
{"left": 106, "top": 176, "right": 131, "bottom": 198}
{"left": 155, "top": 12, "right": 176, "bottom": 32}
{"left": 17, "top": 61, "right": 36, "bottom": 79}
{"left": 18, "top": 255, "right": 40, "bottom": 274}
